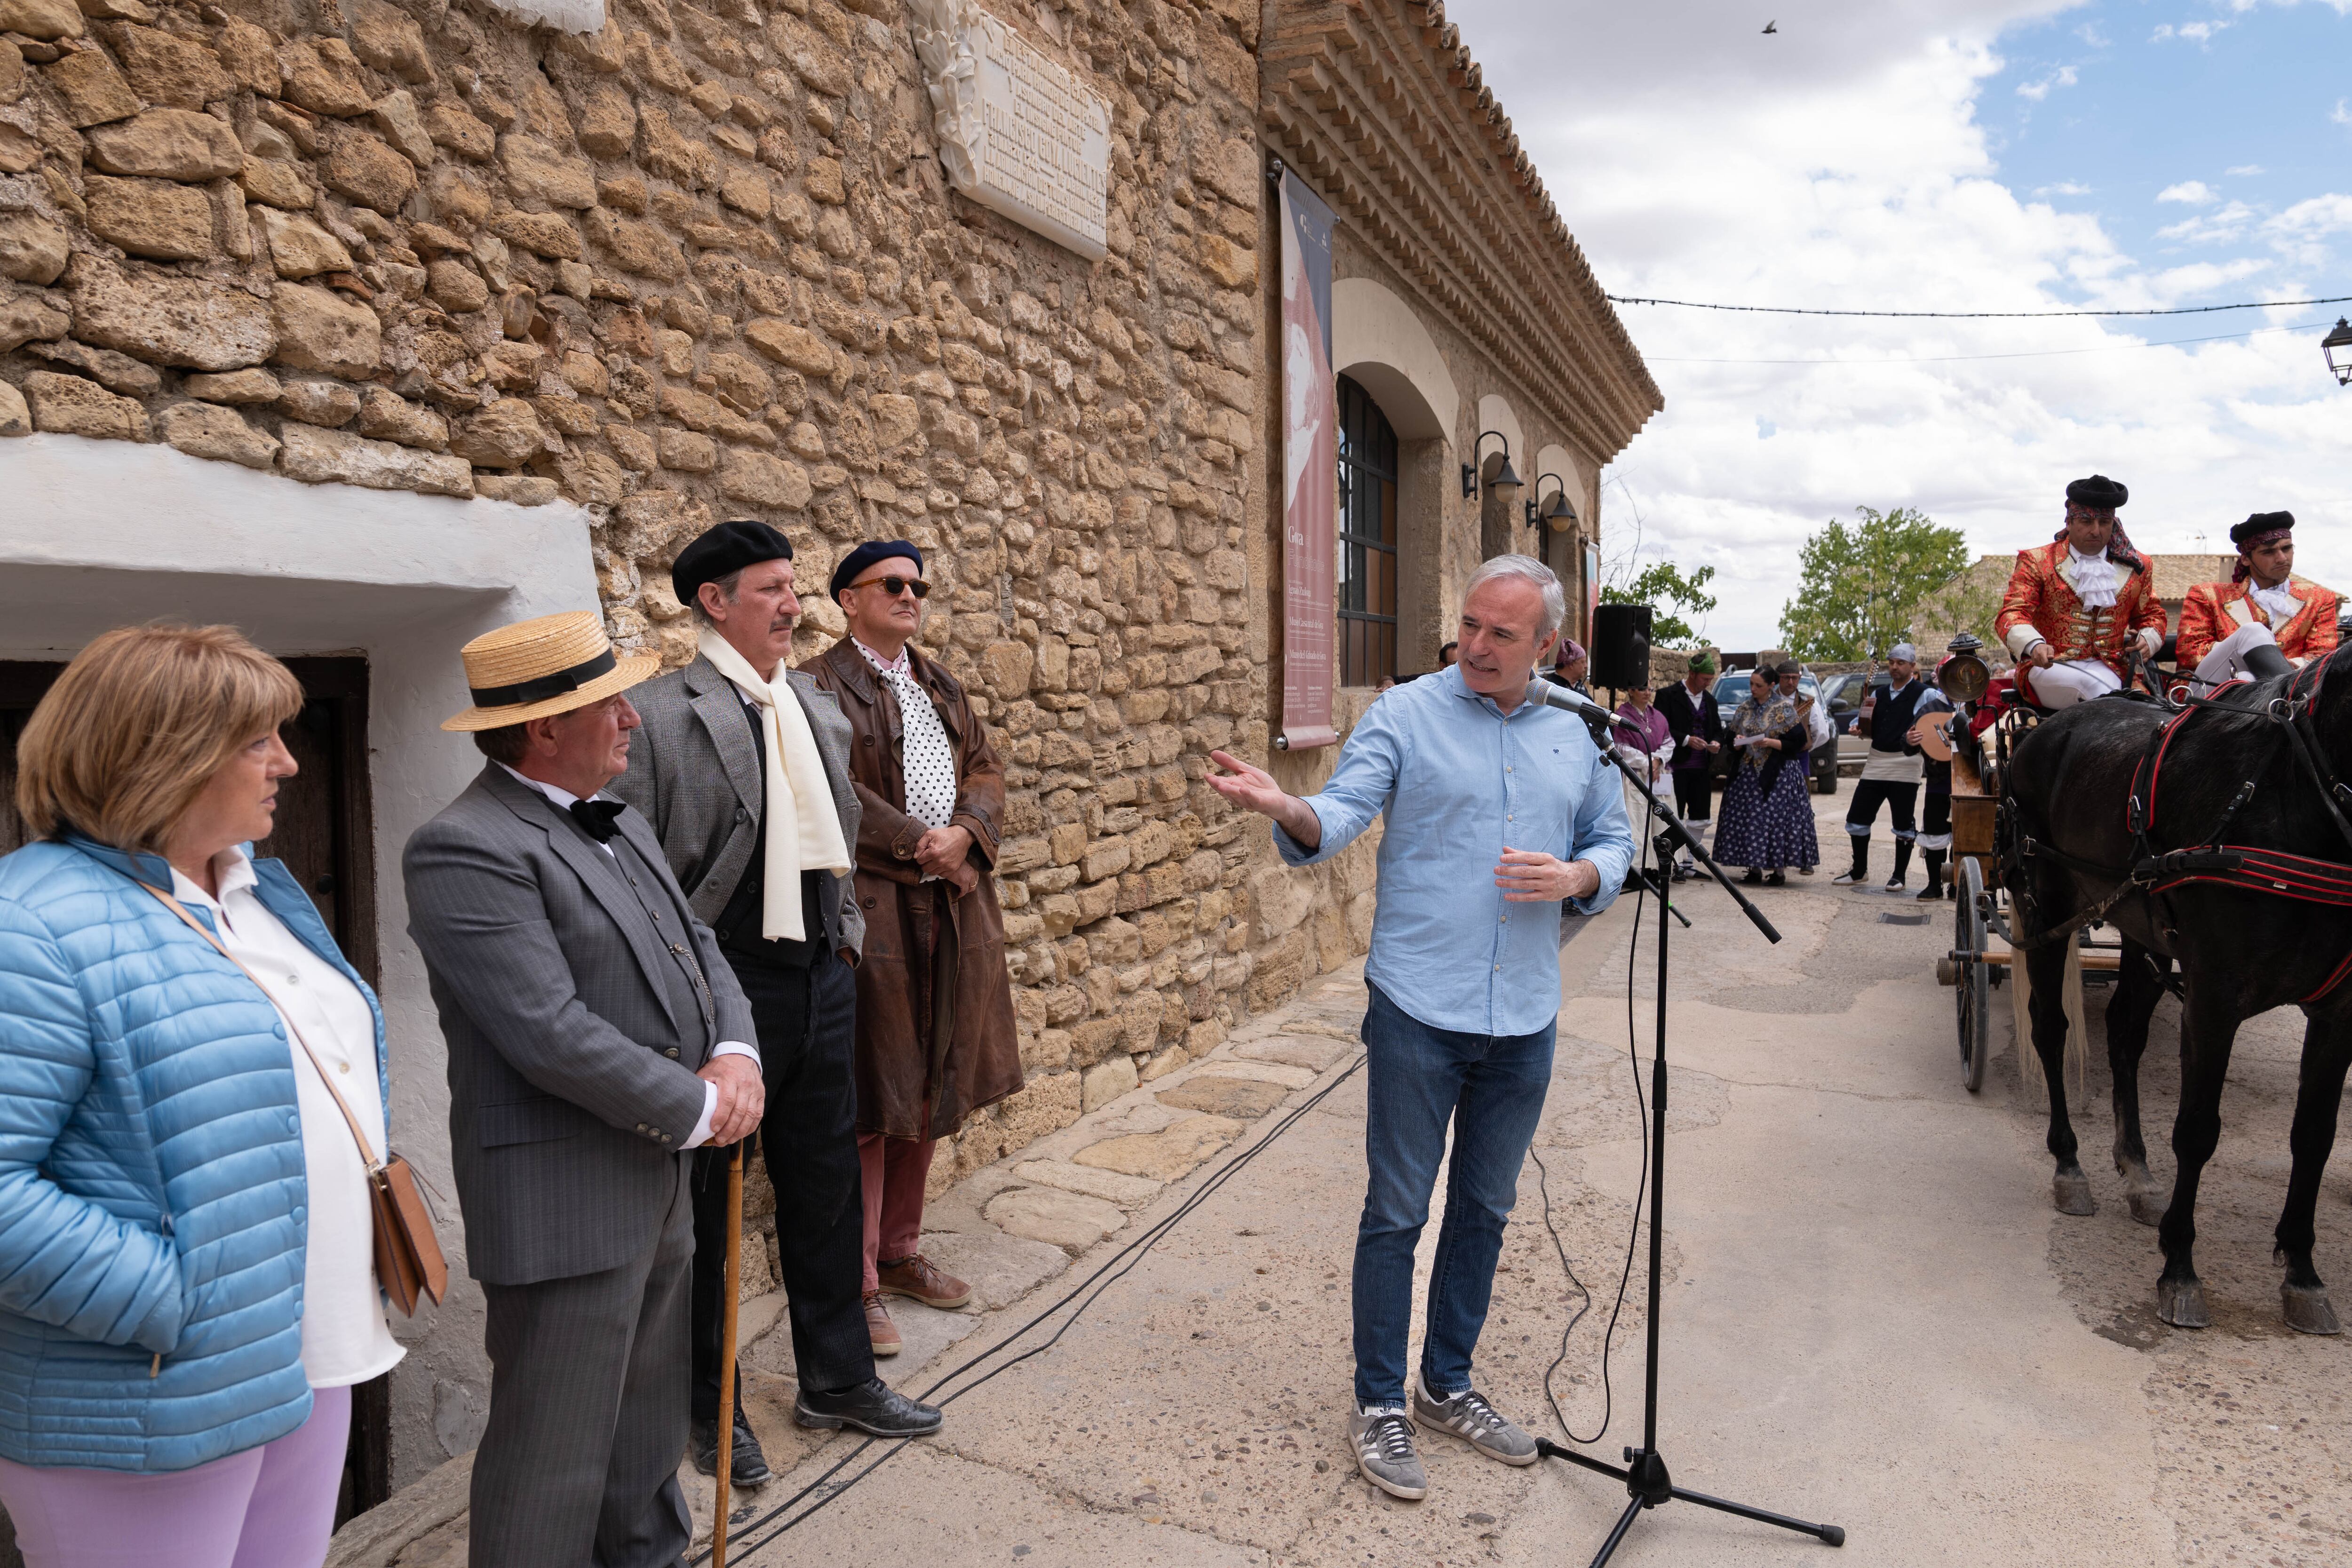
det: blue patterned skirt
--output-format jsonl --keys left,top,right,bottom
{"left": 1713, "top": 758, "right": 1820, "bottom": 871}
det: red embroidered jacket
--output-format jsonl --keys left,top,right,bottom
{"left": 2174, "top": 578, "right": 2341, "bottom": 669}
{"left": 1994, "top": 541, "right": 2166, "bottom": 678}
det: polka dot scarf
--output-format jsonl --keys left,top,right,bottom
{"left": 855, "top": 639, "right": 960, "bottom": 855}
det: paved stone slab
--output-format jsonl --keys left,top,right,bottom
{"left": 1189, "top": 1059, "right": 1317, "bottom": 1090}
{"left": 1234, "top": 1032, "right": 1356, "bottom": 1072}
{"left": 985, "top": 1185, "right": 1128, "bottom": 1251}
{"left": 1154, "top": 1075, "right": 1290, "bottom": 1121}
{"left": 1073, "top": 1114, "right": 1244, "bottom": 1180}
{"left": 917, "top": 1226, "right": 1071, "bottom": 1312}
{"left": 1014, "top": 1158, "right": 1164, "bottom": 1208}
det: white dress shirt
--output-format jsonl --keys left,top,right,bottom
{"left": 495, "top": 764, "right": 756, "bottom": 1148}
{"left": 2250, "top": 581, "right": 2299, "bottom": 623}
{"left": 853, "top": 638, "right": 960, "bottom": 880}
{"left": 172, "top": 849, "right": 404, "bottom": 1389}
{"left": 2068, "top": 547, "right": 2120, "bottom": 609}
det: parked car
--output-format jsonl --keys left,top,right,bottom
{"left": 1709, "top": 668, "right": 1838, "bottom": 793}
{"left": 1823, "top": 670, "right": 1891, "bottom": 772}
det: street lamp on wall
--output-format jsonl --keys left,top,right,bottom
{"left": 1525, "top": 472, "right": 1578, "bottom": 532}
{"left": 2324, "top": 318, "right": 2352, "bottom": 387}
{"left": 1461, "top": 430, "right": 1520, "bottom": 504}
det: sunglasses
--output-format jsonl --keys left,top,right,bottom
{"left": 852, "top": 575, "right": 930, "bottom": 599}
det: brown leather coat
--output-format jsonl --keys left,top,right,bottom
{"left": 803, "top": 637, "right": 1023, "bottom": 1139}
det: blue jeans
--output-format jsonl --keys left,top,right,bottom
{"left": 1353, "top": 982, "right": 1556, "bottom": 1409}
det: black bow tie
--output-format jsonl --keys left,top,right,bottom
{"left": 568, "top": 798, "right": 626, "bottom": 844}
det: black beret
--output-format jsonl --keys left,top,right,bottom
{"left": 2065, "top": 474, "right": 2129, "bottom": 510}
{"left": 672, "top": 521, "right": 792, "bottom": 609}
{"left": 829, "top": 539, "right": 924, "bottom": 601}
{"left": 2230, "top": 511, "right": 2295, "bottom": 548}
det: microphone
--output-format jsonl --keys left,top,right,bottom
{"left": 1522, "top": 677, "right": 1623, "bottom": 728}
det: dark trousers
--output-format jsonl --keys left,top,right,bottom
{"left": 1844, "top": 777, "right": 1919, "bottom": 841}
{"left": 1670, "top": 769, "right": 1712, "bottom": 822}
{"left": 474, "top": 1166, "right": 693, "bottom": 1568}
{"left": 691, "top": 948, "right": 872, "bottom": 1417}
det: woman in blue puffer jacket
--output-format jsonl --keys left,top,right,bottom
{"left": 0, "top": 625, "right": 403, "bottom": 1568}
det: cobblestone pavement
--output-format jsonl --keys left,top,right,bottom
{"left": 331, "top": 778, "right": 2352, "bottom": 1568}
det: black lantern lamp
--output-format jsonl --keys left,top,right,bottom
{"left": 1461, "top": 430, "right": 1520, "bottom": 502}
{"left": 2325, "top": 318, "right": 2352, "bottom": 387}
{"left": 1526, "top": 472, "right": 1578, "bottom": 532}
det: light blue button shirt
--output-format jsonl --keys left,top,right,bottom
{"left": 1272, "top": 667, "right": 1636, "bottom": 1037}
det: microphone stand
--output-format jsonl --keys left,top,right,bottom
{"left": 1548, "top": 700, "right": 1845, "bottom": 1562}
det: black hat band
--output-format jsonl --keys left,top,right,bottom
{"left": 469, "top": 648, "right": 618, "bottom": 708}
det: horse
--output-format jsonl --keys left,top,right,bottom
{"left": 1997, "top": 645, "right": 2352, "bottom": 1335}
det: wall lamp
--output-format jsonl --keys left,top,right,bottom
{"left": 2325, "top": 317, "right": 2352, "bottom": 387}
{"left": 1461, "top": 430, "right": 1520, "bottom": 502}
{"left": 1526, "top": 472, "right": 1578, "bottom": 532}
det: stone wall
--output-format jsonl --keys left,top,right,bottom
{"left": 0, "top": 0, "right": 1288, "bottom": 1196}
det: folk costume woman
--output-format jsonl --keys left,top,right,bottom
{"left": 1713, "top": 668, "right": 1819, "bottom": 885}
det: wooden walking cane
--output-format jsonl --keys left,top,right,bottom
{"left": 714, "top": 1141, "right": 745, "bottom": 1568}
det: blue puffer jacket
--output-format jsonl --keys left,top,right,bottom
{"left": 0, "top": 836, "right": 387, "bottom": 1472}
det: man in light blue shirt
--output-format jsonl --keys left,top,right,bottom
{"left": 1209, "top": 555, "right": 1633, "bottom": 1502}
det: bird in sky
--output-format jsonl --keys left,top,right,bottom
{"left": 1763, "top": 20, "right": 1778, "bottom": 33}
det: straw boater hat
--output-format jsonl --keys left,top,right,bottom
{"left": 440, "top": 611, "right": 659, "bottom": 732}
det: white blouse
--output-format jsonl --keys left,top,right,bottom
{"left": 172, "top": 848, "right": 405, "bottom": 1390}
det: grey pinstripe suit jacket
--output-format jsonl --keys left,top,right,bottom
{"left": 607, "top": 654, "right": 866, "bottom": 959}
{"left": 403, "top": 763, "right": 756, "bottom": 1287}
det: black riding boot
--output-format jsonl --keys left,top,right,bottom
{"left": 1889, "top": 839, "right": 1915, "bottom": 890}
{"left": 1832, "top": 836, "right": 1869, "bottom": 886}
{"left": 1917, "top": 849, "right": 1946, "bottom": 900}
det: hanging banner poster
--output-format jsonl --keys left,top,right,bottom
{"left": 1278, "top": 167, "right": 1338, "bottom": 751}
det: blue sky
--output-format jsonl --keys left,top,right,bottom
{"left": 1445, "top": 0, "right": 2352, "bottom": 648}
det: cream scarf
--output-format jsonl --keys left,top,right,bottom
{"left": 699, "top": 629, "right": 852, "bottom": 941}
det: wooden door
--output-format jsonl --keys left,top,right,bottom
{"left": 0, "top": 655, "right": 390, "bottom": 1521}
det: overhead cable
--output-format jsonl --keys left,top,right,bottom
{"left": 1609, "top": 293, "right": 2352, "bottom": 319}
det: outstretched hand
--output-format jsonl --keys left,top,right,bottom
{"left": 1206, "top": 749, "right": 1322, "bottom": 852}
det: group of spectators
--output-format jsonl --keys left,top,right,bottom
{"left": 0, "top": 521, "right": 1019, "bottom": 1568}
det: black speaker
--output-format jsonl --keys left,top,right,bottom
{"left": 1591, "top": 604, "right": 1652, "bottom": 691}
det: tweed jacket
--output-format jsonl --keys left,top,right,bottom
{"left": 403, "top": 764, "right": 755, "bottom": 1287}
{"left": 803, "top": 637, "right": 1023, "bottom": 1140}
{"left": 607, "top": 653, "right": 865, "bottom": 959}
{"left": 2174, "top": 577, "right": 2342, "bottom": 670}
{"left": 1995, "top": 540, "right": 2167, "bottom": 677}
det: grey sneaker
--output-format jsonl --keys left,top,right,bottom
{"left": 1413, "top": 1379, "right": 1540, "bottom": 1466}
{"left": 1345, "top": 1406, "right": 1427, "bottom": 1500}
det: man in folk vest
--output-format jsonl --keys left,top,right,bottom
{"left": 1994, "top": 473, "right": 2166, "bottom": 709}
{"left": 2175, "top": 511, "right": 2341, "bottom": 688}
{"left": 1834, "top": 644, "right": 1926, "bottom": 892}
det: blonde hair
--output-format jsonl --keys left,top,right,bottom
{"left": 15, "top": 624, "right": 303, "bottom": 852}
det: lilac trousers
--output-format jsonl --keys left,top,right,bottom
{"left": 0, "top": 1384, "right": 349, "bottom": 1568}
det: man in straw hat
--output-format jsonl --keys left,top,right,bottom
{"left": 405, "top": 611, "right": 764, "bottom": 1568}
{"left": 610, "top": 522, "right": 945, "bottom": 1477}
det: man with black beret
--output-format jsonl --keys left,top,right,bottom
{"left": 2176, "top": 511, "right": 2341, "bottom": 687}
{"left": 805, "top": 540, "right": 1025, "bottom": 1356}
{"left": 1994, "top": 474, "right": 2168, "bottom": 709}
{"left": 610, "top": 520, "right": 945, "bottom": 1478}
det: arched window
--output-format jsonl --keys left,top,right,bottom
{"left": 1336, "top": 374, "right": 1398, "bottom": 686}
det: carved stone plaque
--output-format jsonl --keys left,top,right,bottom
{"left": 911, "top": 1, "right": 1111, "bottom": 261}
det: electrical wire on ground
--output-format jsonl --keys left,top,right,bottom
{"left": 1609, "top": 292, "right": 2352, "bottom": 319}
{"left": 696, "top": 1046, "right": 1370, "bottom": 1566}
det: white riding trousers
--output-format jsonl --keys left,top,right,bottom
{"left": 2191, "top": 621, "right": 2282, "bottom": 691}
{"left": 2020, "top": 659, "right": 2121, "bottom": 709}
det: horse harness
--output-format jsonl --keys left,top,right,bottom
{"left": 2003, "top": 645, "right": 2352, "bottom": 1000}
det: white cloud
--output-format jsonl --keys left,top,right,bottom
{"left": 2074, "top": 22, "right": 2109, "bottom": 46}
{"left": 2156, "top": 200, "right": 2257, "bottom": 243}
{"left": 2152, "top": 20, "right": 2229, "bottom": 44}
{"left": 2334, "top": 98, "right": 2352, "bottom": 127}
{"left": 2225, "top": 164, "right": 2265, "bottom": 176}
{"left": 1433, "top": 0, "right": 2352, "bottom": 647}
{"left": 2015, "top": 63, "right": 2078, "bottom": 100}
{"left": 2034, "top": 180, "right": 2093, "bottom": 197}
{"left": 2156, "top": 180, "right": 2220, "bottom": 205}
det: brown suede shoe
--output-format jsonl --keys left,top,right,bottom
{"left": 863, "top": 1291, "right": 902, "bottom": 1357}
{"left": 876, "top": 1253, "right": 971, "bottom": 1310}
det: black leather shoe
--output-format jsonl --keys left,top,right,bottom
{"left": 690, "top": 1410, "right": 772, "bottom": 1486}
{"left": 794, "top": 1378, "right": 944, "bottom": 1438}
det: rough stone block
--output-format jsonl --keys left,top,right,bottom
{"left": 238, "top": 155, "right": 313, "bottom": 210}
{"left": 256, "top": 282, "right": 373, "bottom": 382}
{"left": 743, "top": 316, "right": 834, "bottom": 375}
{"left": 1155, "top": 1074, "right": 1288, "bottom": 1121}
{"left": 347, "top": 0, "right": 433, "bottom": 84}
{"left": 369, "top": 89, "right": 435, "bottom": 168}
{"left": 157, "top": 399, "right": 277, "bottom": 468}
{"left": 42, "top": 47, "right": 138, "bottom": 126}
{"left": 656, "top": 426, "right": 716, "bottom": 472}
{"left": 109, "top": 23, "right": 233, "bottom": 108}
{"left": 450, "top": 398, "right": 548, "bottom": 468}
{"left": 27, "top": 336, "right": 157, "bottom": 395}
{"left": 24, "top": 370, "right": 148, "bottom": 440}
{"left": 719, "top": 448, "right": 810, "bottom": 509}
{"left": 474, "top": 473, "right": 561, "bottom": 505}
{"left": 424, "top": 257, "right": 489, "bottom": 313}
{"left": 984, "top": 1186, "right": 1123, "bottom": 1253}
{"left": 488, "top": 208, "right": 582, "bottom": 261}
{"left": 183, "top": 367, "right": 280, "bottom": 404}
{"left": 278, "top": 375, "right": 360, "bottom": 428}
{"left": 256, "top": 207, "right": 353, "bottom": 279}
{"left": 0, "top": 378, "right": 27, "bottom": 436}
{"left": 357, "top": 385, "right": 445, "bottom": 447}
{"left": 278, "top": 422, "right": 472, "bottom": 496}
{"left": 0, "top": 211, "right": 68, "bottom": 283}
{"left": 84, "top": 175, "right": 214, "bottom": 260}
{"left": 278, "top": 38, "right": 375, "bottom": 118}
{"left": 85, "top": 109, "right": 244, "bottom": 181}
{"left": 586, "top": 208, "right": 685, "bottom": 279}
{"left": 321, "top": 126, "right": 417, "bottom": 215}
{"left": 1079, "top": 1053, "right": 1137, "bottom": 1112}
{"left": 501, "top": 134, "right": 597, "bottom": 209}
{"left": 0, "top": 0, "right": 83, "bottom": 40}
{"left": 213, "top": 18, "right": 277, "bottom": 96}
{"left": 425, "top": 102, "right": 493, "bottom": 161}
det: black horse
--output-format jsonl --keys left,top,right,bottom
{"left": 1999, "top": 647, "right": 2352, "bottom": 1335}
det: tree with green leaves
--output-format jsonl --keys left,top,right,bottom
{"left": 1778, "top": 507, "right": 1971, "bottom": 661}
{"left": 1602, "top": 561, "right": 1717, "bottom": 647}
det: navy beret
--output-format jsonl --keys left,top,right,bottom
{"left": 2230, "top": 511, "right": 2294, "bottom": 548}
{"left": 672, "top": 521, "right": 792, "bottom": 608}
{"left": 2065, "top": 474, "right": 2129, "bottom": 510}
{"left": 830, "top": 539, "right": 925, "bottom": 600}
